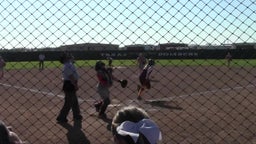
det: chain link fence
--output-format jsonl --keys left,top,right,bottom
{"left": 1, "top": 0, "right": 256, "bottom": 144}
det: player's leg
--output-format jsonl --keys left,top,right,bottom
{"left": 94, "top": 100, "right": 103, "bottom": 112}
{"left": 137, "top": 77, "right": 145, "bottom": 100}
{"left": 71, "top": 92, "right": 82, "bottom": 120}
{"left": 137, "top": 87, "right": 144, "bottom": 100}
{"left": 42, "top": 61, "right": 44, "bottom": 69}
{"left": 97, "top": 87, "right": 110, "bottom": 118}
{"left": 39, "top": 61, "right": 41, "bottom": 69}
{"left": 57, "top": 92, "right": 72, "bottom": 123}
{"left": 99, "top": 97, "right": 110, "bottom": 119}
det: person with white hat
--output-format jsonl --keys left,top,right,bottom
{"left": 112, "top": 106, "right": 162, "bottom": 144}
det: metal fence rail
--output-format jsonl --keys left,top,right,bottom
{"left": 0, "top": 1, "right": 256, "bottom": 144}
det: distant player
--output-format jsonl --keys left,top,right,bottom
{"left": 137, "top": 53, "right": 147, "bottom": 74}
{"left": 137, "top": 59, "right": 155, "bottom": 100}
{"left": 107, "top": 56, "right": 113, "bottom": 67}
{"left": 225, "top": 52, "right": 232, "bottom": 67}
{"left": 38, "top": 53, "right": 45, "bottom": 70}
{"left": 0, "top": 56, "right": 6, "bottom": 78}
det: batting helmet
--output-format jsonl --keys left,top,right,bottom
{"left": 95, "top": 61, "right": 105, "bottom": 71}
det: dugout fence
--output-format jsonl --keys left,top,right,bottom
{"left": 2, "top": 49, "right": 256, "bottom": 62}
{"left": 0, "top": 1, "right": 256, "bottom": 144}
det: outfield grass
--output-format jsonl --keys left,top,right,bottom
{"left": 4, "top": 59, "right": 256, "bottom": 70}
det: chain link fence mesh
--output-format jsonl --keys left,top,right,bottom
{"left": 1, "top": 0, "right": 256, "bottom": 144}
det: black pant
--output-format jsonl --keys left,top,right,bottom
{"left": 57, "top": 81, "right": 81, "bottom": 120}
{"left": 99, "top": 98, "right": 110, "bottom": 115}
{"left": 39, "top": 60, "right": 44, "bottom": 69}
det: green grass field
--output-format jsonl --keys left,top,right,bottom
{"left": 4, "top": 59, "right": 256, "bottom": 70}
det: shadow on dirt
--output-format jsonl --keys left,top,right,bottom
{"left": 58, "top": 120, "right": 91, "bottom": 144}
{"left": 99, "top": 116, "right": 112, "bottom": 131}
{"left": 145, "top": 100, "right": 182, "bottom": 110}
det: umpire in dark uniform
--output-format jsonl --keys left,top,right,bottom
{"left": 56, "top": 52, "right": 82, "bottom": 123}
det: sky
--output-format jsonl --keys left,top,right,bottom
{"left": 0, "top": 0, "right": 255, "bottom": 49}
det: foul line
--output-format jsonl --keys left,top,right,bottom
{"left": 148, "top": 83, "right": 256, "bottom": 102}
{"left": 1, "top": 82, "right": 255, "bottom": 107}
{"left": 0, "top": 83, "right": 87, "bottom": 102}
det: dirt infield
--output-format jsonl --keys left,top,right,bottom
{"left": 1, "top": 65, "right": 256, "bottom": 144}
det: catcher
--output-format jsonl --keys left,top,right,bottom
{"left": 94, "top": 61, "right": 127, "bottom": 119}
{"left": 137, "top": 59, "right": 155, "bottom": 100}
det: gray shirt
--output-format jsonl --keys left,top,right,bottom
{"left": 62, "top": 61, "right": 79, "bottom": 81}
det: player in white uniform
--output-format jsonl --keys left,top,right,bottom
{"left": 225, "top": 52, "right": 232, "bottom": 67}
{"left": 38, "top": 53, "right": 45, "bottom": 70}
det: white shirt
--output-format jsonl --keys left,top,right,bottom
{"left": 39, "top": 54, "right": 45, "bottom": 61}
{"left": 62, "top": 61, "right": 79, "bottom": 81}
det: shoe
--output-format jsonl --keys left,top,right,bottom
{"left": 56, "top": 117, "right": 68, "bottom": 123}
{"left": 137, "top": 96, "right": 142, "bottom": 100}
{"left": 74, "top": 115, "right": 83, "bottom": 121}
{"left": 94, "top": 101, "right": 102, "bottom": 112}
{"left": 98, "top": 113, "right": 107, "bottom": 119}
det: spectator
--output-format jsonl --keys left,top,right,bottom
{"left": 111, "top": 106, "right": 162, "bottom": 144}
{"left": 0, "top": 120, "right": 23, "bottom": 144}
